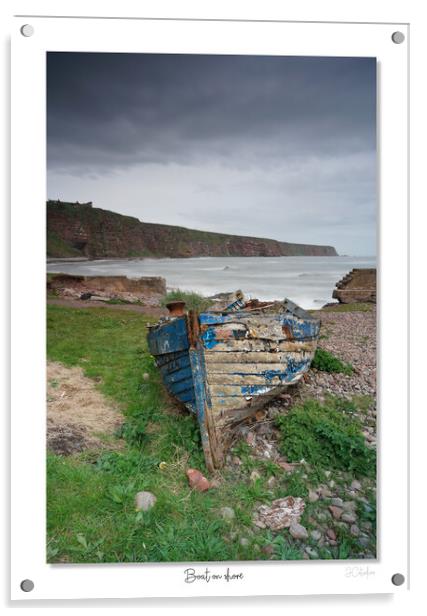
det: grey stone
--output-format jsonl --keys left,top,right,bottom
{"left": 267, "top": 476, "right": 276, "bottom": 489}
{"left": 329, "top": 505, "right": 343, "bottom": 520}
{"left": 305, "top": 546, "right": 319, "bottom": 559}
{"left": 220, "top": 506, "right": 236, "bottom": 521}
{"left": 351, "top": 479, "right": 362, "bottom": 491}
{"left": 310, "top": 530, "right": 322, "bottom": 541}
{"left": 318, "top": 486, "right": 332, "bottom": 498}
{"left": 342, "top": 512, "right": 357, "bottom": 524}
{"left": 358, "top": 535, "right": 371, "bottom": 548}
{"left": 342, "top": 500, "right": 357, "bottom": 512}
{"left": 308, "top": 490, "right": 319, "bottom": 503}
{"left": 239, "top": 537, "right": 250, "bottom": 547}
{"left": 135, "top": 491, "right": 157, "bottom": 512}
{"left": 350, "top": 524, "right": 360, "bottom": 536}
{"left": 331, "top": 498, "right": 344, "bottom": 507}
{"left": 289, "top": 522, "right": 308, "bottom": 540}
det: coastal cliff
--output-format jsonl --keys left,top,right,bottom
{"left": 47, "top": 200, "right": 338, "bottom": 259}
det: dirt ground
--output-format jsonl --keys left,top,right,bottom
{"left": 47, "top": 361, "right": 123, "bottom": 455}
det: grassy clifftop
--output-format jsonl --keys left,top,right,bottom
{"left": 47, "top": 200, "right": 338, "bottom": 259}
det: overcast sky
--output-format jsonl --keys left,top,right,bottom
{"left": 47, "top": 53, "right": 376, "bottom": 256}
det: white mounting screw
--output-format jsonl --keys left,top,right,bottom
{"left": 20, "top": 24, "right": 34, "bottom": 37}
{"left": 391, "top": 573, "right": 405, "bottom": 586}
{"left": 391, "top": 31, "right": 405, "bottom": 44}
{"left": 20, "top": 579, "right": 34, "bottom": 592}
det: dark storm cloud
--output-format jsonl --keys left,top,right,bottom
{"left": 47, "top": 53, "right": 376, "bottom": 173}
{"left": 47, "top": 53, "right": 376, "bottom": 255}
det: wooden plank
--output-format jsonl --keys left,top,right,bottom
{"left": 155, "top": 349, "right": 190, "bottom": 369}
{"left": 199, "top": 312, "right": 320, "bottom": 340}
{"left": 200, "top": 323, "right": 247, "bottom": 339}
{"left": 203, "top": 339, "right": 317, "bottom": 353}
{"left": 207, "top": 372, "right": 292, "bottom": 386}
{"left": 208, "top": 383, "right": 276, "bottom": 397}
{"left": 204, "top": 351, "right": 314, "bottom": 365}
{"left": 147, "top": 317, "right": 189, "bottom": 355}
{"left": 176, "top": 389, "right": 196, "bottom": 403}
{"left": 209, "top": 390, "right": 283, "bottom": 411}
{"left": 161, "top": 365, "right": 193, "bottom": 385}
{"left": 168, "top": 377, "right": 195, "bottom": 395}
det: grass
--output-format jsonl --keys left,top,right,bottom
{"left": 46, "top": 305, "right": 281, "bottom": 563}
{"left": 47, "top": 230, "right": 83, "bottom": 258}
{"left": 312, "top": 348, "right": 354, "bottom": 376}
{"left": 46, "top": 304, "right": 376, "bottom": 563}
{"left": 275, "top": 397, "right": 376, "bottom": 478}
{"left": 160, "top": 289, "right": 213, "bottom": 312}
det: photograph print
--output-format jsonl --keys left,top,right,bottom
{"left": 46, "top": 52, "right": 377, "bottom": 564}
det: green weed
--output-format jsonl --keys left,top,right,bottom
{"left": 312, "top": 348, "right": 354, "bottom": 375}
{"left": 161, "top": 289, "right": 213, "bottom": 313}
{"left": 275, "top": 398, "right": 376, "bottom": 478}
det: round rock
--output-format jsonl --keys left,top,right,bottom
{"left": 305, "top": 546, "right": 319, "bottom": 559}
{"left": 289, "top": 522, "right": 308, "bottom": 541}
{"left": 220, "top": 506, "right": 236, "bottom": 521}
{"left": 135, "top": 491, "right": 157, "bottom": 511}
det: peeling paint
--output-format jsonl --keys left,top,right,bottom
{"left": 147, "top": 297, "right": 320, "bottom": 470}
{"left": 201, "top": 328, "right": 218, "bottom": 349}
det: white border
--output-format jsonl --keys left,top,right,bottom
{"left": 10, "top": 17, "right": 408, "bottom": 600}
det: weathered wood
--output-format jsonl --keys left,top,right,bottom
{"left": 146, "top": 316, "right": 189, "bottom": 354}
{"left": 204, "top": 351, "right": 313, "bottom": 365}
{"left": 207, "top": 372, "right": 295, "bottom": 386}
{"left": 208, "top": 383, "right": 276, "bottom": 397}
{"left": 209, "top": 389, "right": 284, "bottom": 411}
{"left": 203, "top": 339, "right": 317, "bottom": 353}
{"left": 147, "top": 298, "right": 320, "bottom": 470}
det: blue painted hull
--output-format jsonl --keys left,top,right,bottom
{"left": 147, "top": 299, "right": 320, "bottom": 470}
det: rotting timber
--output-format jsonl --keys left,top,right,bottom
{"left": 147, "top": 293, "right": 320, "bottom": 471}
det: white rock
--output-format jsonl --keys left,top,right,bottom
{"left": 135, "top": 491, "right": 157, "bottom": 512}
{"left": 220, "top": 506, "right": 236, "bottom": 521}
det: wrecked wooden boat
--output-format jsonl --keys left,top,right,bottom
{"left": 147, "top": 293, "right": 320, "bottom": 471}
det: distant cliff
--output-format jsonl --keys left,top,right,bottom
{"left": 47, "top": 201, "right": 338, "bottom": 259}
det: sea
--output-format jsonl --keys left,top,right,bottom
{"left": 47, "top": 255, "right": 376, "bottom": 310}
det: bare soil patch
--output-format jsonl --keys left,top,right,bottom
{"left": 47, "top": 361, "right": 123, "bottom": 455}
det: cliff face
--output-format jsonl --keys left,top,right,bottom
{"left": 47, "top": 201, "right": 338, "bottom": 259}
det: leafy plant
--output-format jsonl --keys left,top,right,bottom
{"left": 275, "top": 398, "right": 376, "bottom": 478}
{"left": 312, "top": 348, "right": 354, "bottom": 375}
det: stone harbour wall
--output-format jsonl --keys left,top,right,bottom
{"left": 332, "top": 269, "right": 376, "bottom": 304}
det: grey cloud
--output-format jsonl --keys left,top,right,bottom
{"left": 47, "top": 53, "right": 375, "bottom": 173}
{"left": 47, "top": 52, "right": 376, "bottom": 255}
